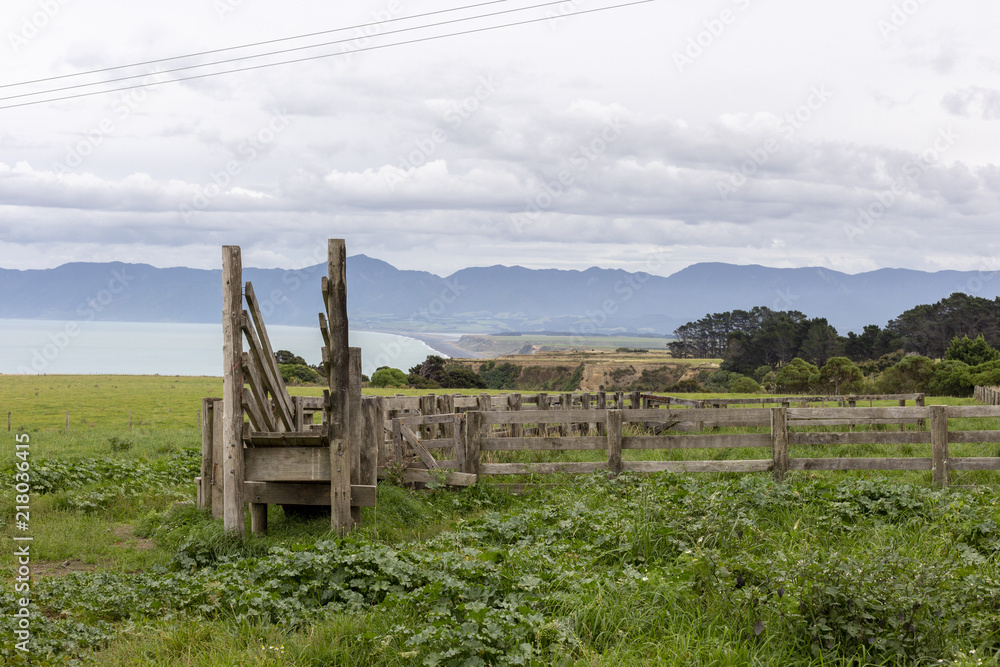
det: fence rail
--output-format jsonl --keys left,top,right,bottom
{"left": 379, "top": 400, "right": 1000, "bottom": 489}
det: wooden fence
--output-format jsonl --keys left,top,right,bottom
{"left": 975, "top": 386, "right": 1000, "bottom": 405}
{"left": 380, "top": 400, "right": 1000, "bottom": 489}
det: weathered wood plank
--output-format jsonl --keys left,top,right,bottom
{"left": 790, "top": 431, "right": 931, "bottom": 446}
{"left": 349, "top": 347, "right": 363, "bottom": 524}
{"left": 787, "top": 419, "right": 920, "bottom": 427}
{"left": 246, "top": 427, "right": 329, "bottom": 447}
{"left": 621, "top": 460, "right": 772, "bottom": 473}
{"left": 948, "top": 457, "right": 1000, "bottom": 471}
{"left": 361, "top": 396, "right": 382, "bottom": 490}
{"left": 244, "top": 283, "right": 296, "bottom": 430}
{"left": 241, "top": 388, "right": 266, "bottom": 432}
{"left": 241, "top": 351, "right": 276, "bottom": 431}
{"left": 326, "top": 239, "right": 352, "bottom": 534}
{"left": 222, "top": 245, "right": 245, "bottom": 536}
{"left": 241, "top": 311, "right": 294, "bottom": 432}
{"left": 397, "top": 421, "right": 440, "bottom": 470}
{"left": 480, "top": 461, "right": 608, "bottom": 475}
{"left": 246, "top": 447, "right": 331, "bottom": 481}
{"left": 401, "top": 469, "right": 477, "bottom": 487}
{"left": 393, "top": 413, "right": 463, "bottom": 426}
{"left": 623, "top": 408, "right": 771, "bottom": 425}
{"left": 931, "top": 404, "right": 949, "bottom": 487}
{"left": 788, "top": 457, "right": 933, "bottom": 471}
{"left": 481, "top": 436, "right": 607, "bottom": 451}
{"left": 199, "top": 397, "right": 218, "bottom": 512}
{"left": 243, "top": 481, "right": 377, "bottom": 507}
{"left": 623, "top": 433, "right": 771, "bottom": 449}
{"left": 211, "top": 398, "right": 224, "bottom": 519}
{"left": 480, "top": 409, "right": 608, "bottom": 425}
{"left": 948, "top": 430, "right": 1000, "bottom": 443}
{"left": 607, "top": 409, "right": 623, "bottom": 475}
{"left": 787, "top": 407, "right": 925, "bottom": 420}
{"left": 772, "top": 406, "right": 788, "bottom": 483}
{"left": 946, "top": 405, "right": 1000, "bottom": 418}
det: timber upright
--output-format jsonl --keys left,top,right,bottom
{"left": 197, "top": 239, "right": 375, "bottom": 538}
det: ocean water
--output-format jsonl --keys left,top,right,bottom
{"left": 0, "top": 319, "right": 443, "bottom": 377}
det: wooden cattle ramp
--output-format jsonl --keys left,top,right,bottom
{"left": 196, "top": 240, "right": 376, "bottom": 537}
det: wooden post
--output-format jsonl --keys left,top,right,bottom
{"left": 930, "top": 405, "right": 949, "bottom": 488}
{"left": 326, "top": 239, "right": 352, "bottom": 534}
{"left": 916, "top": 394, "right": 926, "bottom": 429}
{"left": 607, "top": 409, "right": 623, "bottom": 476}
{"left": 537, "top": 392, "right": 548, "bottom": 437}
{"left": 211, "top": 398, "right": 224, "bottom": 519}
{"left": 439, "top": 394, "right": 456, "bottom": 440}
{"left": 361, "top": 396, "right": 383, "bottom": 489}
{"left": 560, "top": 392, "right": 571, "bottom": 436}
{"left": 199, "top": 398, "right": 215, "bottom": 512}
{"left": 597, "top": 391, "right": 606, "bottom": 435}
{"left": 349, "top": 347, "right": 363, "bottom": 524}
{"left": 771, "top": 406, "right": 789, "bottom": 483}
{"left": 466, "top": 410, "right": 482, "bottom": 476}
{"left": 222, "top": 246, "right": 246, "bottom": 536}
{"left": 419, "top": 394, "right": 436, "bottom": 441}
{"left": 630, "top": 391, "right": 641, "bottom": 410}
{"left": 250, "top": 503, "right": 267, "bottom": 534}
{"left": 507, "top": 393, "right": 522, "bottom": 438}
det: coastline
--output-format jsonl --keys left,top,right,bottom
{"left": 370, "top": 330, "right": 487, "bottom": 360}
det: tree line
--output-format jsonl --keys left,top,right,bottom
{"left": 667, "top": 293, "right": 1000, "bottom": 396}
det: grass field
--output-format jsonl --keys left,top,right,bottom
{"left": 2, "top": 376, "right": 999, "bottom": 665}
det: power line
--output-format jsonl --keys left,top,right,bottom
{"left": 0, "top": 0, "right": 511, "bottom": 90}
{"left": 1, "top": 0, "right": 579, "bottom": 103}
{"left": 0, "top": 0, "right": 653, "bottom": 111}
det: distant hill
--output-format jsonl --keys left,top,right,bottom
{"left": 0, "top": 256, "right": 995, "bottom": 335}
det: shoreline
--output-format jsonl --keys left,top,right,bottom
{"left": 367, "top": 330, "right": 487, "bottom": 360}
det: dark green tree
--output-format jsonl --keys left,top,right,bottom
{"left": 371, "top": 367, "right": 408, "bottom": 388}
{"left": 818, "top": 357, "right": 865, "bottom": 395}
{"left": 875, "top": 356, "right": 936, "bottom": 394}
{"left": 775, "top": 358, "right": 819, "bottom": 394}
{"left": 944, "top": 334, "right": 1000, "bottom": 366}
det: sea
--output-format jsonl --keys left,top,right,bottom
{"left": 0, "top": 319, "right": 446, "bottom": 377}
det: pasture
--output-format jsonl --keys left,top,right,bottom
{"left": 1, "top": 375, "right": 999, "bottom": 665}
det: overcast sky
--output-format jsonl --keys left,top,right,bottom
{"left": 1, "top": 0, "right": 998, "bottom": 278}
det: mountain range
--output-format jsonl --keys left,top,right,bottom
{"left": 0, "top": 256, "right": 996, "bottom": 335}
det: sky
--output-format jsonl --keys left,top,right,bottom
{"left": 1, "top": 0, "right": 999, "bottom": 279}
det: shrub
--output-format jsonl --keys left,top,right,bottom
{"left": 730, "top": 376, "right": 761, "bottom": 393}
{"left": 944, "top": 334, "right": 1000, "bottom": 366}
{"left": 371, "top": 367, "right": 408, "bottom": 388}
{"left": 775, "top": 358, "right": 819, "bottom": 393}
{"left": 875, "top": 355, "right": 935, "bottom": 394}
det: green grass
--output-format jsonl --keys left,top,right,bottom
{"left": 2, "top": 376, "right": 1000, "bottom": 665}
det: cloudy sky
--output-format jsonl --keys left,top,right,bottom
{"left": 1, "top": 0, "right": 998, "bottom": 278}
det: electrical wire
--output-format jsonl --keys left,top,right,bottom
{"left": 0, "top": 0, "right": 654, "bottom": 111}
{"left": 1, "top": 0, "right": 583, "bottom": 103}
{"left": 0, "top": 0, "right": 512, "bottom": 90}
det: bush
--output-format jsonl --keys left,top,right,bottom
{"left": 479, "top": 362, "right": 521, "bottom": 390}
{"left": 775, "top": 358, "right": 819, "bottom": 394}
{"left": 279, "top": 363, "right": 321, "bottom": 385}
{"left": 818, "top": 357, "right": 865, "bottom": 395}
{"left": 875, "top": 355, "right": 935, "bottom": 394}
{"left": 371, "top": 367, "right": 408, "bottom": 388}
{"left": 705, "top": 370, "right": 744, "bottom": 392}
{"left": 730, "top": 376, "right": 761, "bottom": 393}
{"left": 929, "top": 359, "right": 972, "bottom": 397}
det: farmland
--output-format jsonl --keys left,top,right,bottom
{"left": 2, "top": 375, "right": 1000, "bottom": 665}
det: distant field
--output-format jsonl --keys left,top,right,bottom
{"left": 454, "top": 334, "right": 671, "bottom": 356}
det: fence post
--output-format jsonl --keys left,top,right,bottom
{"left": 349, "top": 347, "right": 363, "bottom": 525}
{"left": 537, "top": 392, "right": 548, "bottom": 437}
{"left": 221, "top": 245, "right": 245, "bottom": 537}
{"left": 581, "top": 392, "right": 592, "bottom": 435}
{"left": 596, "top": 391, "right": 606, "bottom": 436}
{"left": 560, "top": 393, "right": 572, "bottom": 436}
{"left": 326, "top": 239, "right": 352, "bottom": 535}
{"left": 199, "top": 397, "right": 216, "bottom": 512}
{"left": 466, "top": 411, "right": 482, "bottom": 476}
{"left": 507, "top": 394, "right": 522, "bottom": 438}
{"left": 771, "top": 406, "right": 789, "bottom": 483}
{"left": 419, "top": 394, "right": 436, "bottom": 440}
{"left": 361, "top": 396, "right": 383, "bottom": 489}
{"left": 930, "top": 405, "right": 949, "bottom": 488}
{"left": 607, "top": 409, "right": 623, "bottom": 476}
